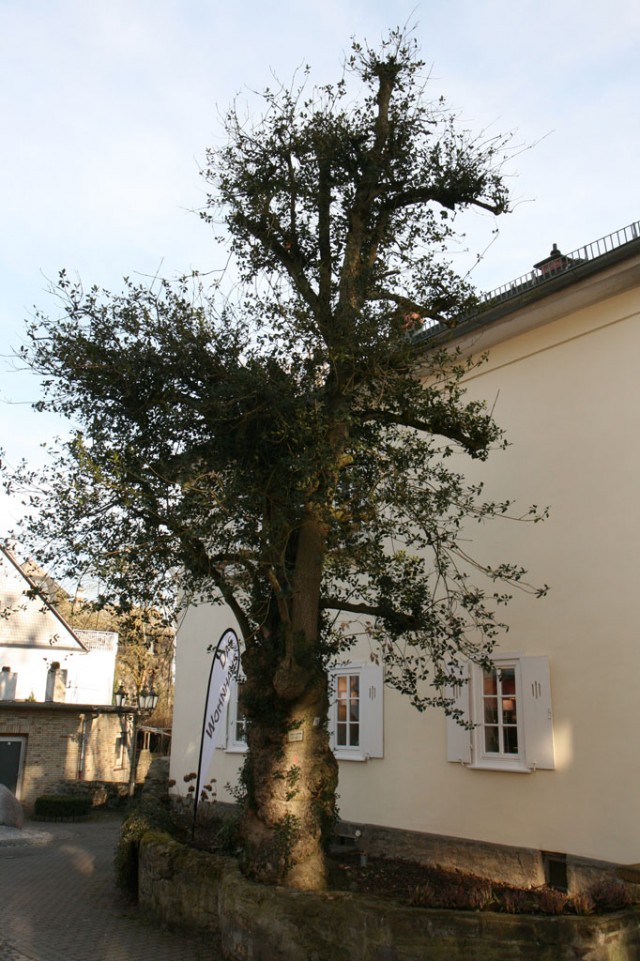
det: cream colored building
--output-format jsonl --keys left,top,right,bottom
{"left": 170, "top": 220, "right": 640, "bottom": 879}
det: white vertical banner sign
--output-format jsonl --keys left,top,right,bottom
{"left": 193, "top": 628, "right": 240, "bottom": 835}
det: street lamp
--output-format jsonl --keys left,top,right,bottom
{"left": 113, "top": 684, "right": 159, "bottom": 795}
{"left": 137, "top": 686, "right": 159, "bottom": 713}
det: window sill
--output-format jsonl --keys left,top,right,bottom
{"left": 225, "top": 744, "right": 248, "bottom": 754}
{"left": 334, "top": 751, "right": 370, "bottom": 762}
{"left": 468, "top": 761, "right": 532, "bottom": 774}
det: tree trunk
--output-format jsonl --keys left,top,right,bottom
{"left": 240, "top": 517, "right": 338, "bottom": 891}
{"left": 241, "top": 657, "right": 338, "bottom": 890}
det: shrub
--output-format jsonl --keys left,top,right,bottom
{"left": 571, "top": 891, "right": 596, "bottom": 916}
{"left": 498, "top": 886, "right": 536, "bottom": 914}
{"left": 33, "top": 794, "right": 91, "bottom": 819}
{"left": 536, "top": 886, "right": 569, "bottom": 915}
{"left": 114, "top": 795, "right": 174, "bottom": 896}
{"left": 587, "top": 877, "right": 632, "bottom": 912}
{"left": 411, "top": 866, "right": 493, "bottom": 910}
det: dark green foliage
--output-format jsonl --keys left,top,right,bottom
{"left": 2, "top": 30, "right": 547, "bottom": 885}
{"left": 33, "top": 794, "right": 91, "bottom": 819}
{"left": 211, "top": 814, "right": 243, "bottom": 856}
{"left": 1, "top": 32, "right": 543, "bottom": 712}
{"left": 114, "top": 796, "right": 174, "bottom": 895}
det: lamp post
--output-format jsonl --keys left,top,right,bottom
{"left": 113, "top": 683, "right": 158, "bottom": 796}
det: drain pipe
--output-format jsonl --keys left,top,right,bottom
{"left": 77, "top": 714, "right": 90, "bottom": 780}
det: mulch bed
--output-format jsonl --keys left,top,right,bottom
{"left": 330, "top": 850, "right": 439, "bottom": 903}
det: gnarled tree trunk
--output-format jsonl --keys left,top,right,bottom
{"left": 240, "top": 517, "right": 338, "bottom": 891}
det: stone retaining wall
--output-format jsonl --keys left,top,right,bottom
{"left": 138, "top": 834, "right": 640, "bottom": 961}
{"left": 173, "top": 797, "right": 631, "bottom": 895}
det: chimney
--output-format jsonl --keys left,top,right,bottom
{"left": 534, "top": 243, "right": 570, "bottom": 277}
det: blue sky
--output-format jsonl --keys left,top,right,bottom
{"left": 1, "top": 0, "right": 639, "bottom": 532}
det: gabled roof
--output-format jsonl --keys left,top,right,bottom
{"left": 0, "top": 544, "right": 87, "bottom": 652}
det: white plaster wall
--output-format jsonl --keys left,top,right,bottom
{"left": 331, "top": 284, "right": 640, "bottom": 865}
{"left": 170, "top": 604, "right": 242, "bottom": 797}
{"left": 0, "top": 645, "right": 116, "bottom": 704}
{"left": 0, "top": 554, "right": 117, "bottom": 704}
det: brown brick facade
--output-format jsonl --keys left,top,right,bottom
{"left": 0, "top": 703, "right": 139, "bottom": 808}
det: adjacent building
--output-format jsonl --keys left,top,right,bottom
{"left": 0, "top": 544, "right": 134, "bottom": 806}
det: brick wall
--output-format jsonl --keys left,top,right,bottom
{"left": 0, "top": 703, "right": 135, "bottom": 807}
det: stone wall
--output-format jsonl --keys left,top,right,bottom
{"left": 139, "top": 834, "right": 640, "bottom": 961}
{"left": 49, "top": 779, "right": 130, "bottom": 808}
{"left": 173, "top": 798, "right": 627, "bottom": 896}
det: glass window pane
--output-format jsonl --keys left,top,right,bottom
{"left": 349, "top": 676, "right": 359, "bottom": 697}
{"left": 337, "top": 701, "right": 347, "bottom": 723}
{"left": 337, "top": 676, "right": 347, "bottom": 695}
{"left": 483, "top": 669, "right": 497, "bottom": 695}
{"left": 349, "top": 702, "right": 359, "bottom": 723}
{"left": 484, "top": 726, "right": 499, "bottom": 753}
{"left": 349, "top": 723, "right": 359, "bottom": 747}
{"left": 336, "top": 723, "right": 346, "bottom": 746}
{"left": 503, "top": 726, "right": 519, "bottom": 754}
{"left": 483, "top": 698, "right": 498, "bottom": 725}
{"left": 500, "top": 669, "right": 516, "bottom": 696}
{"left": 502, "top": 698, "right": 517, "bottom": 724}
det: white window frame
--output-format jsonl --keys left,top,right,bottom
{"left": 446, "top": 654, "right": 555, "bottom": 773}
{"left": 328, "top": 662, "right": 384, "bottom": 762}
{"left": 471, "top": 658, "right": 525, "bottom": 771}
{"left": 217, "top": 662, "right": 384, "bottom": 762}
{"left": 214, "top": 673, "right": 248, "bottom": 754}
{"left": 114, "top": 732, "right": 126, "bottom": 770}
{"left": 226, "top": 675, "right": 248, "bottom": 753}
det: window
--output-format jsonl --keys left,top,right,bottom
{"left": 214, "top": 676, "right": 248, "bottom": 753}
{"left": 216, "top": 662, "right": 384, "bottom": 761}
{"left": 446, "top": 655, "right": 555, "bottom": 772}
{"left": 0, "top": 668, "right": 17, "bottom": 701}
{"left": 479, "top": 663, "right": 519, "bottom": 758}
{"left": 329, "top": 663, "right": 384, "bottom": 761}
{"left": 114, "top": 733, "right": 126, "bottom": 769}
{"left": 227, "top": 678, "right": 247, "bottom": 751}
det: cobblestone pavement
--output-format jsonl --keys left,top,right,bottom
{"left": 0, "top": 815, "right": 216, "bottom": 961}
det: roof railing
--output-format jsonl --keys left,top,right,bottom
{"left": 478, "top": 219, "right": 640, "bottom": 308}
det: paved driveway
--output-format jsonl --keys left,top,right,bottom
{"left": 0, "top": 815, "right": 216, "bottom": 961}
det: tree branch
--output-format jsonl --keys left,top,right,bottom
{"left": 320, "top": 596, "right": 420, "bottom": 631}
{"left": 358, "top": 407, "right": 494, "bottom": 457}
{"left": 382, "top": 185, "right": 505, "bottom": 216}
{"left": 233, "top": 211, "right": 320, "bottom": 312}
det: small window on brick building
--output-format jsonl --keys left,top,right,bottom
{"left": 114, "top": 734, "right": 126, "bottom": 769}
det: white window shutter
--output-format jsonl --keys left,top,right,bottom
{"left": 521, "top": 656, "right": 555, "bottom": 770}
{"left": 359, "top": 663, "right": 384, "bottom": 759}
{"left": 445, "top": 664, "right": 472, "bottom": 764}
